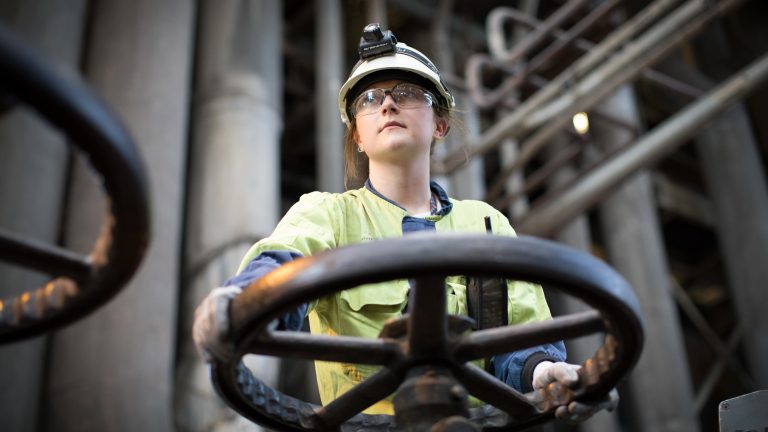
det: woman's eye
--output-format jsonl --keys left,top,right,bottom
{"left": 396, "top": 89, "right": 417, "bottom": 101}
{"left": 357, "top": 92, "right": 376, "bottom": 108}
{"left": 368, "top": 91, "right": 383, "bottom": 104}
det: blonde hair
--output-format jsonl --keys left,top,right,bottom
{"left": 343, "top": 104, "right": 452, "bottom": 190}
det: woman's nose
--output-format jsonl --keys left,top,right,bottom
{"left": 379, "top": 94, "right": 399, "bottom": 113}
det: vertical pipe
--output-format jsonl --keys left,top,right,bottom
{"left": 367, "top": 0, "right": 387, "bottom": 29}
{"left": 316, "top": 0, "right": 344, "bottom": 192}
{"left": 446, "top": 95, "right": 485, "bottom": 200}
{"left": 43, "top": 1, "right": 194, "bottom": 431}
{"left": 175, "top": 1, "right": 283, "bottom": 431}
{"left": 499, "top": 0, "right": 538, "bottom": 218}
{"left": 0, "top": 2, "right": 86, "bottom": 431}
{"left": 431, "top": 0, "right": 484, "bottom": 199}
{"left": 596, "top": 86, "right": 700, "bottom": 431}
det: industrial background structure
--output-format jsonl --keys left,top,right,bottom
{"left": 1, "top": 0, "right": 767, "bottom": 431}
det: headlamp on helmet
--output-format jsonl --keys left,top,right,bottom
{"left": 358, "top": 23, "right": 398, "bottom": 59}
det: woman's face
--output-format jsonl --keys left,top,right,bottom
{"left": 352, "top": 79, "right": 448, "bottom": 164}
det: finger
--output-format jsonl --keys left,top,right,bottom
{"left": 551, "top": 363, "right": 579, "bottom": 387}
{"left": 554, "top": 405, "right": 570, "bottom": 420}
{"left": 533, "top": 362, "right": 579, "bottom": 389}
{"left": 193, "top": 316, "right": 217, "bottom": 361}
{"left": 570, "top": 401, "right": 594, "bottom": 416}
{"left": 552, "top": 402, "right": 593, "bottom": 423}
{"left": 215, "top": 294, "right": 232, "bottom": 339}
{"left": 192, "top": 297, "right": 225, "bottom": 362}
{"left": 217, "top": 285, "right": 242, "bottom": 299}
{"left": 193, "top": 295, "right": 212, "bottom": 321}
{"left": 557, "top": 393, "right": 620, "bottom": 423}
{"left": 606, "top": 388, "right": 620, "bottom": 411}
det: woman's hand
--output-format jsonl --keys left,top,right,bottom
{"left": 532, "top": 361, "right": 620, "bottom": 422}
{"left": 192, "top": 286, "right": 242, "bottom": 362}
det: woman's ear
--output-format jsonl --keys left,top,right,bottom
{"left": 433, "top": 117, "right": 450, "bottom": 139}
{"left": 353, "top": 129, "right": 362, "bottom": 146}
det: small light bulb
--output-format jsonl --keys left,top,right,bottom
{"left": 572, "top": 112, "right": 589, "bottom": 135}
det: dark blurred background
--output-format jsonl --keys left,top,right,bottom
{"left": 1, "top": 0, "right": 766, "bottom": 431}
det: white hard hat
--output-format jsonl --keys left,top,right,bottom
{"left": 338, "top": 24, "right": 455, "bottom": 127}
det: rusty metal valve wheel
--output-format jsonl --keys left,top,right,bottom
{"left": 0, "top": 25, "right": 150, "bottom": 344}
{"left": 211, "top": 233, "right": 644, "bottom": 431}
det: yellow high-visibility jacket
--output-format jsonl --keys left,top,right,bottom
{"left": 232, "top": 181, "right": 564, "bottom": 414}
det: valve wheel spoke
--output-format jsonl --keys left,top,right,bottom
{"left": 408, "top": 275, "right": 449, "bottom": 356}
{"left": 454, "top": 363, "right": 536, "bottom": 419}
{"left": 456, "top": 310, "right": 604, "bottom": 362}
{"left": 316, "top": 368, "right": 403, "bottom": 427}
{"left": 247, "top": 331, "right": 401, "bottom": 365}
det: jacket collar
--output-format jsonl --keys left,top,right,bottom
{"left": 364, "top": 179, "right": 453, "bottom": 216}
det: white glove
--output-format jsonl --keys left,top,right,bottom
{"left": 192, "top": 286, "right": 242, "bottom": 362}
{"left": 532, "top": 361, "right": 619, "bottom": 422}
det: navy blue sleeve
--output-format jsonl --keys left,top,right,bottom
{"left": 492, "top": 342, "right": 567, "bottom": 392}
{"left": 222, "top": 250, "right": 308, "bottom": 331}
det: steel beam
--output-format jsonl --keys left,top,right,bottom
{"left": 517, "top": 52, "right": 768, "bottom": 237}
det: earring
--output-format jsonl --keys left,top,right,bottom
{"left": 357, "top": 147, "right": 364, "bottom": 153}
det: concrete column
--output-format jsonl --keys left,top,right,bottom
{"left": 596, "top": 86, "right": 699, "bottom": 431}
{"left": 688, "top": 24, "right": 768, "bottom": 387}
{"left": 546, "top": 137, "right": 622, "bottom": 432}
{"left": 694, "top": 105, "right": 768, "bottom": 387}
{"left": 43, "top": 1, "right": 194, "bottom": 431}
{"left": 655, "top": 54, "right": 768, "bottom": 388}
{"left": 175, "top": 1, "right": 283, "bottom": 431}
{"left": 0, "top": 2, "right": 86, "bottom": 431}
{"left": 316, "top": 0, "right": 344, "bottom": 192}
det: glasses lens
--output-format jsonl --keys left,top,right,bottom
{"left": 352, "top": 89, "right": 384, "bottom": 117}
{"left": 391, "top": 84, "right": 433, "bottom": 108}
{"left": 352, "top": 84, "right": 434, "bottom": 117}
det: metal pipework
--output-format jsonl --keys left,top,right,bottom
{"left": 491, "top": 0, "right": 590, "bottom": 66}
{"left": 469, "top": 0, "right": 620, "bottom": 110}
{"left": 475, "top": 2, "right": 702, "bottom": 110}
{"left": 434, "top": 0, "right": 683, "bottom": 174}
{"left": 505, "top": 0, "right": 747, "bottom": 196}
{"left": 440, "top": 0, "right": 748, "bottom": 208}
{"left": 517, "top": 51, "right": 768, "bottom": 237}
{"left": 491, "top": 138, "right": 588, "bottom": 211}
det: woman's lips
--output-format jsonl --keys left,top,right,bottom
{"left": 381, "top": 121, "right": 404, "bottom": 131}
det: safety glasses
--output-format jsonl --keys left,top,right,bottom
{"left": 351, "top": 83, "right": 435, "bottom": 118}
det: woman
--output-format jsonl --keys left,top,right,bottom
{"left": 193, "top": 24, "right": 617, "bottom": 422}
